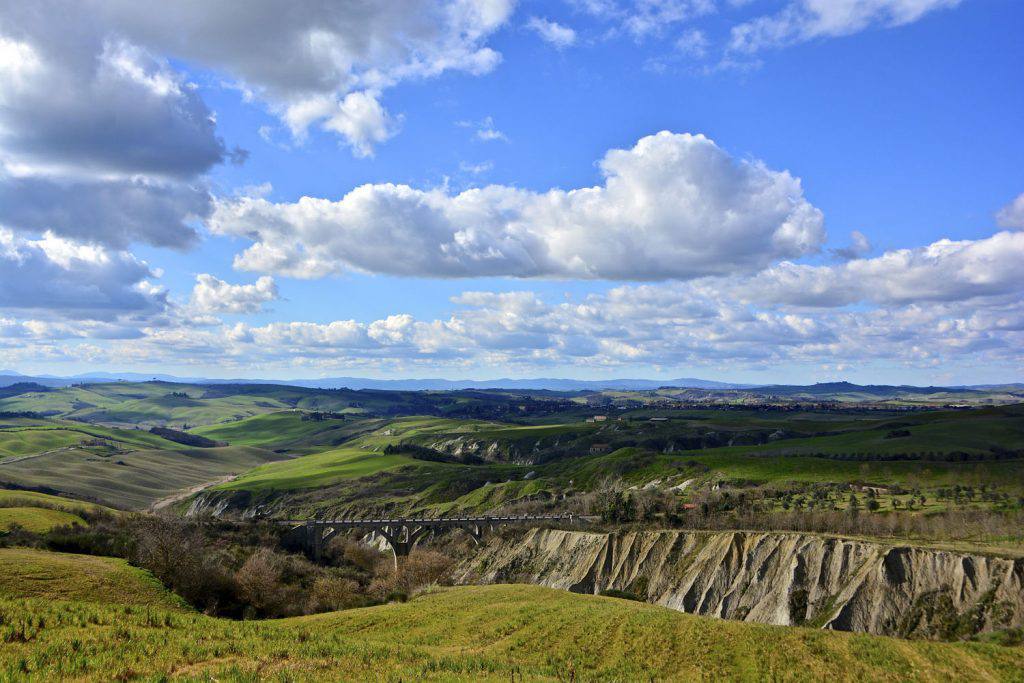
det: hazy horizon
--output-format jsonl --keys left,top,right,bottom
{"left": 3, "top": 367, "right": 1021, "bottom": 389}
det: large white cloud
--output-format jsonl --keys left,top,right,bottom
{"left": 0, "top": 229, "right": 168, "bottom": 322}
{"left": 7, "top": 223, "right": 1024, "bottom": 374}
{"left": 0, "top": 11, "right": 223, "bottom": 249}
{"left": 0, "top": 0, "right": 514, "bottom": 253}
{"left": 112, "top": 228, "right": 1022, "bottom": 372}
{"left": 0, "top": 176, "right": 210, "bottom": 249}
{"left": 83, "top": 0, "right": 515, "bottom": 155}
{"left": 211, "top": 131, "right": 826, "bottom": 280}
{"left": 0, "top": 30, "right": 224, "bottom": 178}
{"left": 0, "top": 318, "right": 147, "bottom": 342}
{"left": 729, "top": 0, "right": 961, "bottom": 53}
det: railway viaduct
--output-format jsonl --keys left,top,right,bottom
{"left": 280, "top": 514, "right": 589, "bottom": 564}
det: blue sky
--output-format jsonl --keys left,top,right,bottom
{"left": 1, "top": 1, "right": 1022, "bottom": 384}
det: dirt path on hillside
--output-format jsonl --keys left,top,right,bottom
{"left": 0, "top": 446, "right": 77, "bottom": 465}
{"left": 148, "top": 475, "right": 237, "bottom": 512}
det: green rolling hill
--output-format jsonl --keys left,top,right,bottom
{"left": 0, "top": 564, "right": 1020, "bottom": 681}
{"left": 0, "top": 548, "right": 187, "bottom": 609}
{"left": 191, "top": 410, "right": 384, "bottom": 452}
{"left": 192, "top": 406, "right": 1024, "bottom": 519}
{"left": 0, "top": 381, "right": 534, "bottom": 428}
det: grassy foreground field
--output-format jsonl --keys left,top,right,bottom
{"left": 0, "top": 507, "right": 85, "bottom": 533}
{"left": 0, "top": 549, "right": 186, "bottom": 608}
{"left": 1, "top": 581, "right": 1022, "bottom": 681}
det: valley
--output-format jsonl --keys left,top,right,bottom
{"left": 1, "top": 379, "right": 1023, "bottom": 680}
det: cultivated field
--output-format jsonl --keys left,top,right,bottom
{"left": 0, "top": 444, "right": 287, "bottom": 510}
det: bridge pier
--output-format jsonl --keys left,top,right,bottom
{"left": 463, "top": 522, "right": 484, "bottom": 544}
{"left": 306, "top": 520, "right": 324, "bottom": 562}
{"left": 375, "top": 524, "right": 431, "bottom": 568}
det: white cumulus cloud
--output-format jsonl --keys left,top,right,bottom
{"left": 210, "top": 131, "right": 826, "bottom": 280}
{"left": 0, "top": 15, "right": 223, "bottom": 249}
{"left": 82, "top": 0, "right": 515, "bottom": 155}
{"left": 76, "top": 270, "right": 1024, "bottom": 376}
{"left": 190, "top": 274, "right": 279, "bottom": 315}
{"left": 742, "top": 231, "right": 1024, "bottom": 307}
{"left": 0, "top": 229, "right": 168, "bottom": 322}
{"left": 0, "top": 0, "right": 516, "bottom": 256}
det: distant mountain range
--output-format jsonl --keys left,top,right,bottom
{"left": 280, "top": 376, "right": 758, "bottom": 391}
{"left": 0, "top": 371, "right": 1021, "bottom": 395}
{"left": 758, "top": 381, "right": 974, "bottom": 396}
{"left": 0, "top": 370, "right": 751, "bottom": 392}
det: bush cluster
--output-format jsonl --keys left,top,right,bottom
{"left": 8, "top": 512, "right": 453, "bottom": 619}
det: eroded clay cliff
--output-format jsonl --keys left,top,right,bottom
{"left": 456, "top": 528, "right": 1024, "bottom": 639}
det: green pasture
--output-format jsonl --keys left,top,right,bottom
{"left": 217, "top": 446, "right": 426, "bottom": 492}
{"left": 191, "top": 411, "right": 381, "bottom": 451}
{"left": 0, "top": 421, "right": 184, "bottom": 459}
